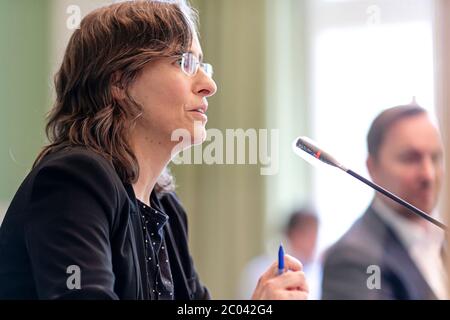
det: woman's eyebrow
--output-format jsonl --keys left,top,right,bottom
{"left": 188, "top": 50, "right": 203, "bottom": 61}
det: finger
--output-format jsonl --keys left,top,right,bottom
{"left": 281, "top": 254, "right": 303, "bottom": 272}
{"left": 279, "top": 289, "right": 309, "bottom": 300}
{"left": 258, "top": 254, "right": 303, "bottom": 283}
{"left": 258, "top": 261, "right": 279, "bottom": 282}
{"left": 275, "top": 271, "right": 309, "bottom": 291}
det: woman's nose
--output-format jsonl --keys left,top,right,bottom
{"left": 195, "top": 70, "right": 217, "bottom": 98}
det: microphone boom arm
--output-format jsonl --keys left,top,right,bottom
{"left": 346, "top": 169, "right": 447, "bottom": 231}
{"left": 294, "top": 136, "right": 448, "bottom": 232}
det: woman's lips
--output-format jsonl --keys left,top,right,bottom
{"left": 188, "top": 110, "right": 207, "bottom": 121}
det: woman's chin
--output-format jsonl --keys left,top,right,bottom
{"left": 191, "top": 126, "right": 207, "bottom": 145}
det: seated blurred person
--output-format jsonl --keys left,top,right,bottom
{"left": 238, "top": 208, "right": 321, "bottom": 299}
{"left": 322, "top": 104, "right": 446, "bottom": 300}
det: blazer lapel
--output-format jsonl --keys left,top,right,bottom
{"left": 367, "top": 208, "right": 436, "bottom": 299}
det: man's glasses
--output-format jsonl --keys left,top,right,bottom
{"left": 177, "top": 52, "right": 213, "bottom": 78}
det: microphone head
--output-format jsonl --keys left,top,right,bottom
{"left": 293, "top": 136, "right": 347, "bottom": 171}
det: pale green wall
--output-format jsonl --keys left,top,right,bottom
{"left": 172, "top": 0, "right": 268, "bottom": 299}
{"left": 0, "top": 0, "right": 50, "bottom": 209}
{"left": 172, "top": 0, "right": 311, "bottom": 299}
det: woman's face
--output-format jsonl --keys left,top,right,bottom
{"left": 129, "top": 35, "right": 217, "bottom": 152}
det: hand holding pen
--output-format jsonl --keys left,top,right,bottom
{"left": 250, "top": 244, "right": 309, "bottom": 300}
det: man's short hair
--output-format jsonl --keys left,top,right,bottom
{"left": 367, "top": 104, "right": 427, "bottom": 159}
{"left": 285, "top": 209, "right": 318, "bottom": 236}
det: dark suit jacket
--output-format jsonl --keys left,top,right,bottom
{"left": 321, "top": 205, "right": 436, "bottom": 300}
{"left": 0, "top": 147, "right": 209, "bottom": 300}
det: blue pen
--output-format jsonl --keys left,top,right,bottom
{"left": 278, "top": 244, "right": 284, "bottom": 275}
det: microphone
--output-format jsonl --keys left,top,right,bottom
{"left": 293, "top": 136, "right": 448, "bottom": 231}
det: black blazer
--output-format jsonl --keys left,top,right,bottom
{"left": 321, "top": 205, "right": 436, "bottom": 300}
{"left": 0, "top": 147, "right": 210, "bottom": 300}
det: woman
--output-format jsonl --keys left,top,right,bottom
{"left": 0, "top": 0, "right": 308, "bottom": 300}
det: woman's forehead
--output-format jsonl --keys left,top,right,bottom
{"left": 189, "top": 35, "right": 203, "bottom": 60}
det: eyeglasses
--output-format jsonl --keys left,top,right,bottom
{"left": 177, "top": 52, "right": 213, "bottom": 78}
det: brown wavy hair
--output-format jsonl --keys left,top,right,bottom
{"left": 34, "top": 0, "right": 199, "bottom": 192}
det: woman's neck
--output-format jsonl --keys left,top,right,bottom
{"left": 130, "top": 132, "right": 173, "bottom": 206}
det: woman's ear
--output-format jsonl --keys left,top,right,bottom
{"left": 111, "top": 72, "right": 126, "bottom": 100}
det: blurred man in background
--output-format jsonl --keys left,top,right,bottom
{"left": 238, "top": 208, "right": 321, "bottom": 299}
{"left": 322, "top": 104, "right": 446, "bottom": 299}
